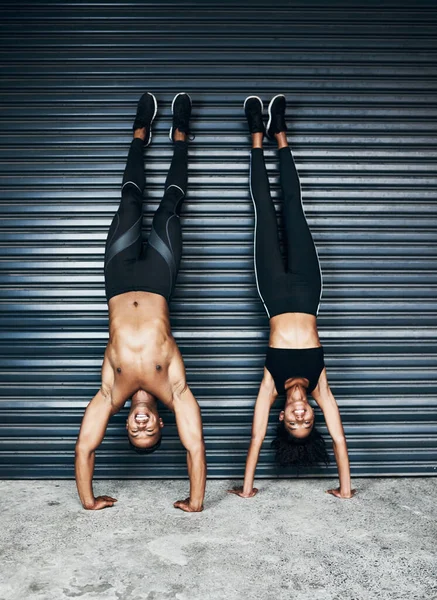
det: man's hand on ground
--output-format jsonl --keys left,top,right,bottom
{"left": 84, "top": 495, "right": 118, "bottom": 510}
{"left": 173, "top": 497, "right": 203, "bottom": 512}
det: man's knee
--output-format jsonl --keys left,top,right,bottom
{"left": 162, "top": 186, "right": 185, "bottom": 215}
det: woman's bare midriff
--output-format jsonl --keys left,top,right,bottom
{"left": 268, "top": 312, "right": 321, "bottom": 349}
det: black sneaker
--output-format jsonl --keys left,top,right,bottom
{"left": 267, "top": 94, "right": 287, "bottom": 140}
{"left": 243, "top": 96, "right": 265, "bottom": 135}
{"left": 169, "top": 93, "right": 192, "bottom": 141}
{"left": 132, "top": 92, "right": 158, "bottom": 146}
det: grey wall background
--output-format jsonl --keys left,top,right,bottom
{"left": 1, "top": 0, "right": 436, "bottom": 478}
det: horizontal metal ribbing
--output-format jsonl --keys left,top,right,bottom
{"left": 0, "top": 0, "right": 436, "bottom": 478}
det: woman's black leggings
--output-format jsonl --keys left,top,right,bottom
{"left": 249, "top": 147, "right": 322, "bottom": 318}
{"left": 104, "top": 138, "right": 188, "bottom": 302}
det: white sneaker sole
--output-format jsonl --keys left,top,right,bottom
{"left": 267, "top": 94, "right": 286, "bottom": 139}
{"left": 243, "top": 95, "right": 263, "bottom": 111}
{"left": 169, "top": 92, "right": 192, "bottom": 141}
{"left": 144, "top": 92, "right": 158, "bottom": 147}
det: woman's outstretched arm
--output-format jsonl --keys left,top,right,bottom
{"left": 228, "top": 368, "right": 277, "bottom": 498}
{"left": 312, "top": 369, "right": 356, "bottom": 499}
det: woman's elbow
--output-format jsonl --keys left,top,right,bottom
{"left": 250, "top": 433, "right": 265, "bottom": 446}
{"left": 332, "top": 435, "right": 347, "bottom": 447}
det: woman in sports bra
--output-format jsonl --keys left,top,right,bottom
{"left": 229, "top": 95, "right": 355, "bottom": 500}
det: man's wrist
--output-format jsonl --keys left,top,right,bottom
{"left": 188, "top": 498, "right": 204, "bottom": 511}
{"left": 81, "top": 496, "right": 96, "bottom": 509}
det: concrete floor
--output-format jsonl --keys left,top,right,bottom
{"left": 0, "top": 479, "right": 436, "bottom": 600}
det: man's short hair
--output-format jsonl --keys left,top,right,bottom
{"left": 128, "top": 437, "right": 162, "bottom": 454}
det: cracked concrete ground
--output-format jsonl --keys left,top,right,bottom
{"left": 1, "top": 479, "right": 436, "bottom": 600}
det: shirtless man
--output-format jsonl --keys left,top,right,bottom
{"left": 75, "top": 92, "right": 206, "bottom": 512}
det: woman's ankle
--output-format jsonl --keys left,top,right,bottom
{"left": 251, "top": 132, "right": 263, "bottom": 149}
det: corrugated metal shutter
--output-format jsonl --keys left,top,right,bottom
{"left": 1, "top": 0, "right": 436, "bottom": 478}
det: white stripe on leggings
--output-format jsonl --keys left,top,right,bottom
{"left": 291, "top": 148, "right": 324, "bottom": 315}
{"left": 121, "top": 180, "right": 142, "bottom": 193}
{"left": 249, "top": 151, "right": 271, "bottom": 319}
{"left": 166, "top": 183, "right": 185, "bottom": 196}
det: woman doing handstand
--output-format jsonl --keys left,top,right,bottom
{"left": 229, "top": 95, "right": 355, "bottom": 500}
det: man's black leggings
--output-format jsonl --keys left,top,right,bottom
{"left": 104, "top": 138, "right": 188, "bottom": 302}
{"left": 250, "top": 147, "right": 322, "bottom": 318}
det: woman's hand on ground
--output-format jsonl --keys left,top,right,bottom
{"left": 326, "top": 487, "right": 356, "bottom": 499}
{"left": 227, "top": 486, "right": 258, "bottom": 498}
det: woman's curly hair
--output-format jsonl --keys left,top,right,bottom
{"left": 271, "top": 421, "right": 330, "bottom": 468}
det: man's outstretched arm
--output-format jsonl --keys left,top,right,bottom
{"left": 172, "top": 384, "right": 206, "bottom": 512}
{"left": 75, "top": 385, "right": 116, "bottom": 510}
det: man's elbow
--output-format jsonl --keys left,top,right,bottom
{"left": 186, "top": 440, "right": 205, "bottom": 458}
{"left": 75, "top": 440, "right": 95, "bottom": 457}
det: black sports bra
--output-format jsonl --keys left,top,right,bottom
{"left": 264, "top": 346, "right": 325, "bottom": 394}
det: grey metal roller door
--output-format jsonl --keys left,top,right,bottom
{"left": 0, "top": 0, "right": 436, "bottom": 478}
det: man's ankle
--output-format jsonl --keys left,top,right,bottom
{"left": 133, "top": 128, "right": 147, "bottom": 141}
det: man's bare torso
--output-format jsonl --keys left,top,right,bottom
{"left": 103, "top": 291, "right": 185, "bottom": 409}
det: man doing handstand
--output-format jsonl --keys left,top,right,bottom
{"left": 75, "top": 92, "right": 206, "bottom": 512}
